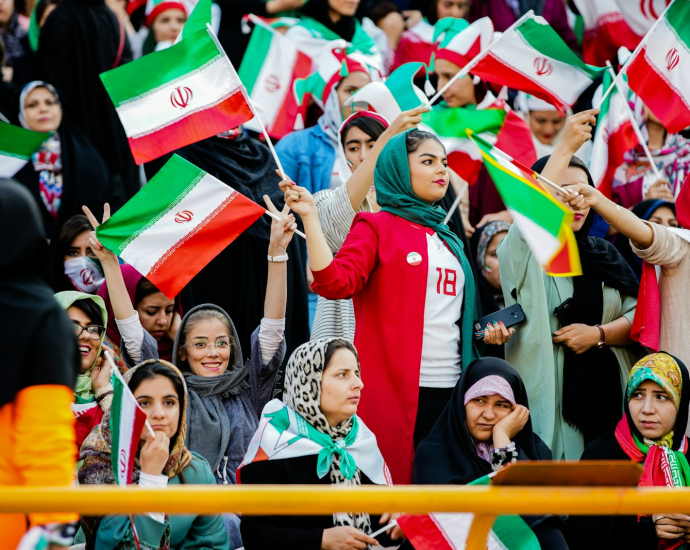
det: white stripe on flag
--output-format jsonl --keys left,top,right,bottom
{"left": 116, "top": 56, "right": 242, "bottom": 139}
{"left": 510, "top": 209, "right": 562, "bottom": 266}
{"left": 346, "top": 83, "right": 402, "bottom": 122}
{"left": 121, "top": 173, "right": 234, "bottom": 274}
{"left": 116, "top": 385, "right": 138, "bottom": 485}
{"left": 642, "top": 20, "right": 690, "bottom": 104}
{"left": 0, "top": 156, "right": 28, "bottom": 178}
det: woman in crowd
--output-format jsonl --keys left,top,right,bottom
{"left": 560, "top": 162, "right": 690, "bottom": 367}
{"left": 497, "top": 111, "right": 641, "bottom": 460}
{"left": 12, "top": 81, "right": 117, "bottom": 237}
{"left": 0, "top": 179, "right": 79, "bottom": 548}
{"left": 614, "top": 199, "right": 677, "bottom": 282}
{"left": 471, "top": 219, "right": 510, "bottom": 314}
{"left": 239, "top": 338, "right": 400, "bottom": 549}
{"left": 78, "top": 360, "right": 231, "bottom": 549}
{"left": 514, "top": 93, "right": 575, "bottom": 160}
{"left": 276, "top": 47, "right": 374, "bottom": 195}
{"left": 0, "top": 0, "right": 27, "bottom": 80}
{"left": 286, "top": 0, "right": 381, "bottom": 66}
{"left": 415, "top": 357, "right": 567, "bottom": 547}
{"left": 611, "top": 104, "right": 690, "bottom": 209}
{"left": 285, "top": 128, "right": 478, "bottom": 484}
{"left": 569, "top": 353, "right": 690, "bottom": 549}
{"left": 138, "top": 0, "right": 187, "bottom": 57}
{"left": 49, "top": 214, "right": 104, "bottom": 293}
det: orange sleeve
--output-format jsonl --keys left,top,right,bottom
{"left": 13, "top": 385, "right": 78, "bottom": 527}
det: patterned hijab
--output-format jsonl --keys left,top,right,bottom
{"left": 282, "top": 338, "right": 371, "bottom": 533}
{"left": 78, "top": 360, "right": 193, "bottom": 548}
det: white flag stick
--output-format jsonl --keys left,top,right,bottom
{"left": 443, "top": 180, "right": 468, "bottom": 225}
{"left": 595, "top": 1, "right": 674, "bottom": 109}
{"left": 428, "top": 10, "right": 534, "bottom": 105}
{"left": 370, "top": 520, "right": 398, "bottom": 538}
{"left": 604, "top": 61, "right": 663, "bottom": 183}
{"left": 263, "top": 209, "right": 307, "bottom": 239}
{"left": 205, "top": 24, "right": 289, "bottom": 180}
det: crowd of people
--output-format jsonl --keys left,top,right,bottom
{"left": 2, "top": 0, "right": 690, "bottom": 548}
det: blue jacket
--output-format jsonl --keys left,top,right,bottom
{"left": 275, "top": 123, "right": 336, "bottom": 194}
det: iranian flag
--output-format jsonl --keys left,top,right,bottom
{"left": 469, "top": 132, "right": 582, "bottom": 276}
{"left": 174, "top": 0, "right": 210, "bottom": 43}
{"left": 110, "top": 366, "right": 148, "bottom": 485}
{"left": 100, "top": 28, "right": 254, "bottom": 164}
{"left": 623, "top": 0, "right": 690, "bottom": 134}
{"left": 397, "top": 476, "right": 540, "bottom": 550}
{"left": 239, "top": 14, "right": 312, "bottom": 139}
{"left": 422, "top": 96, "right": 536, "bottom": 186}
{"left": 589, "top": 71, "right": 638, "bottom": 199}
{"left": 0, "top": 120, "right": 50, "bottom": 177}
{"left": 342, "top": 62, "right": 430, "bottom": 122}
{"left": 96, "top": 154, "right": 265, "bottom": 299}
{"left": 460, "top": 15, "right": 604, "bottom": 112}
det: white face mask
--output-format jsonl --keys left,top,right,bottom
{"left": 64, "top": 256, "right": 104, "bottom": 293}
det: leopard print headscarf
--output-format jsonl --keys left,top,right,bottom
{"left": 283, "top": 338, "right": 372, "bottom": 534}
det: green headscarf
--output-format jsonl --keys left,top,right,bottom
{"left": 54, "top": 291, "right": 107, "bottom": 401}
{"left": 374, "top": 130, "right": 478, "bottom": 368}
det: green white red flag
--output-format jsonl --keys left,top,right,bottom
{"left": 174, "top": 0, "right": 211, "bottom": 44}
{"left": 95, "top": 154, "right": 265, "bottom": 299}
{"left": 443, "top": 15, "right": 604, "bottom": 113}
{"left": 0, "top": 120, "right": 50, "bottom": 177}
{"left": 589, "top": 71, "right": 639, "bottom": 199}
{"left": 100, "top": 28, "right": 254, "bottom": 164}
{"left": 623, "top": 0, "right": 690, "bottom": 134}
{"left": 110, "top": 366, "right": 147, "bottom": 485}
{"left": 239, "top": 14, "right": 312, "bottom": 139}
{"left": 422, "top": 96, "right": 536, "bottom": 186}
{"left": 469, "top": 132, "right": 582, "bottom": 276}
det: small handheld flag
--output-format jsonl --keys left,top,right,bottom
{"left": 0, "top": 120, "right": 51, "bottom": 177}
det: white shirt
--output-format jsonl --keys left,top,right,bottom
{"left": 419, "top": 233, "right": 465, "bottom": 388}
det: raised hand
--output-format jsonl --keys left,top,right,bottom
{"left": 265, "top": 195, "right": 296, "bottom": 255}
{"left": 493, "top": 404, "right": 530, "bottom": 441}
{"left": 82, "top": 204, "right": 118, "bottom": 264}
{"left": 558, "top": 109, "right": 599, "bottom": 155}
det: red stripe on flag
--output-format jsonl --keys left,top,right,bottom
{"left": 472, "top": 53, "right": 568, "bottom": 113}
{"left": 676, "top": 172, "right": 690, "bottom": 230}
{"left": 495, "top": 110, "right": 537, "bottom": 169}
{"left": 631, "top": 260, "right": 661, "bottom": 351}
{"left": 126, "top": 408, "right": 148, "bottom": 485}
{"left": 146, "top": 191, "right": 264, "bottom": 298}
{"left": 128, "top": 90, "right": 254, "bottom": 165}
{"left": 597, "top": 119, "right": 637, "bottom": 200}
{"left": 626, "top": 47, "right": 690, "bottom": 134}
{"left": 397, "top": 514, "right": 454, "bottom": 550}
{"left": 581, "top": 16, "right": 641, "bottom": 67}
{"left": 268, "top": 50, "right": 312, "bottom": 139}
{"left": 447, "top": 150, "right": 482, "bottom": 186}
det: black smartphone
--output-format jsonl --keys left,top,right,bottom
{"left": 553, "top": 297, "right": 587, "bottom": 327}
{"left": 474, "top": 303, "right": 526, "bottom": 340}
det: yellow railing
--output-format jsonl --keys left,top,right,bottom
{"left": 4, "top": 485, "right": 690, "bottom": 548}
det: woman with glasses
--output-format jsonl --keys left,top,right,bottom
{"left": 85, "top": 200, "right": 296, "bottom": 549}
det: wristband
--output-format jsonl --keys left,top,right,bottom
{"left": 595, "top": 324, "right": 606, "bottom": 349}
{"left": 267, "top": 254, "right": 289, "bottom": 263}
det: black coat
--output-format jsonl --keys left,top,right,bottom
{"left": 239, "top": 454, "right": 394, "bottom": 550}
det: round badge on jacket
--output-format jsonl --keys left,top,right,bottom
{"left": 407, "top": 252, "right": 422, "bottom": 266}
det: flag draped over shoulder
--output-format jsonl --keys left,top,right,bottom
{"left": 100, "top": 28, "right": 254, "bottom": 164}
{"left": 95, "top": 155, "right": 265, "bottom": 299}
{"left": 397, "top": 475, "right": 540, "bottom": 550}
{"left": 623, "top": 0, "right": 690, "bottom": 134}
{"left": 110, "top": 367, "right": 147, "bottom": 486}
{"left": 239, "top": 14, "right": 312, "bottom": 139}
{"left": 422, "top": 97, "right": 536, "bottom": 186}
{"left": 469, "top": 132, "right": 582, "bottom": 276}
{"left": 589, "top": 71, "right": 638, "bottom": 199}
{"left": 0, "top": 120, "right": 51, "bottom": 177}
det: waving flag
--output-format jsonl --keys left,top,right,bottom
{"left": 174, "top": 0, "right": 210, "bottom": 43}
{"left": 239, "top": 14, "right": 312, "bottom": 139}
{"left": 96, "top": 155, "right": 265, "bottom": 298}
{"left": 110, "top": 367, "right": 148, "bottom": 486}
{"left": 589, "top": 71, "right": 639, "bottom": 199}
{"left": 422, "top": 97, "right": 536, "bottom": 186}
{"left": 100, "top": 28, "right": 253, "bottom": 164}
{"left": 446, "top": 16, "right": 604, "bottom": 113}
{"left": 0, "top": 120, "right": 50, "bottom": 177}
{"left": 624, "top": 0, "right": 690, "bottom": 134}
{"left": 469, "top": 132, "right": 581, "bottom": 276}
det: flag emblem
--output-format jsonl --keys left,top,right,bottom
{"left": 407, "top": 252, "right": 422, "bottom": 266}
{"left": 533, "top": 57, "right": 553, "bottom": 76}
{"left": 174, "top": 210, "right": 193, "bottom": 223}
{"left": 170, "top": 86, "right": 193, "bottom": 108}
{"left": 265, "top": 74, "right": 281, "bottom": 92}
{"left": 80, "top": 268, "right": 95, "bottom": 286}
{"left": 666, "top": 48, "right": 679, "bottom": 71}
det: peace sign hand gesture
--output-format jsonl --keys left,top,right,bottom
{"left": 265, "top": 195, "right": 296, "bottom": 256}
{"left": 82, "top": 204, "right": 118, "bottom": 266}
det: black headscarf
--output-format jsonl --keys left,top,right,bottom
{"left": 414, "top": 357, "right": 551, "bottom": 486}
{"left": 531, "top": 155, "right": 639, "bottom": 445}
{"left": 301, "top": 0, "right": 356, "bottom": 42}
{"left": 0, "top": 179, "right": 79, "bottom": 409}
{"left": 614, "top": 199, "right": 676, "bottom": 283}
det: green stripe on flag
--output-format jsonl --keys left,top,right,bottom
{"left": 96, "top": 154, "right": 206, "bottom": 255}
{"left": 100, "top": 29, "right": 220, "bottom": 106}
{"left": 470, "top": 132, "right": 570, "bottom": 237}
{"left": 384, "top": 62, "right": 427, "bottom": 112}
{"left": 422, "top": 103, "right": 505, "bottom": 137}
{"left": 239, "top": 24, "right": 273, "bottom": 95}
{"left": 0, "top": 120, "right": 50, "bottom": 159}
{"left": 665, "top": 0, "right": 690, "bottom": 46}
{"left": 110, "top": 371, "right": 125, "bottom": 485}
{"left": 516, "top": 17, "right": 603, "bottom": 78}
{"left": 179, "top": 0, "right": 211, "bottom": 41}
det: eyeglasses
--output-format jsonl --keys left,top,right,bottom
{"left": 73, "top": 323, "right": 105, "bottom": 340}
{"left": 186, "top": 340, "right": 232, "bottom": 352}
